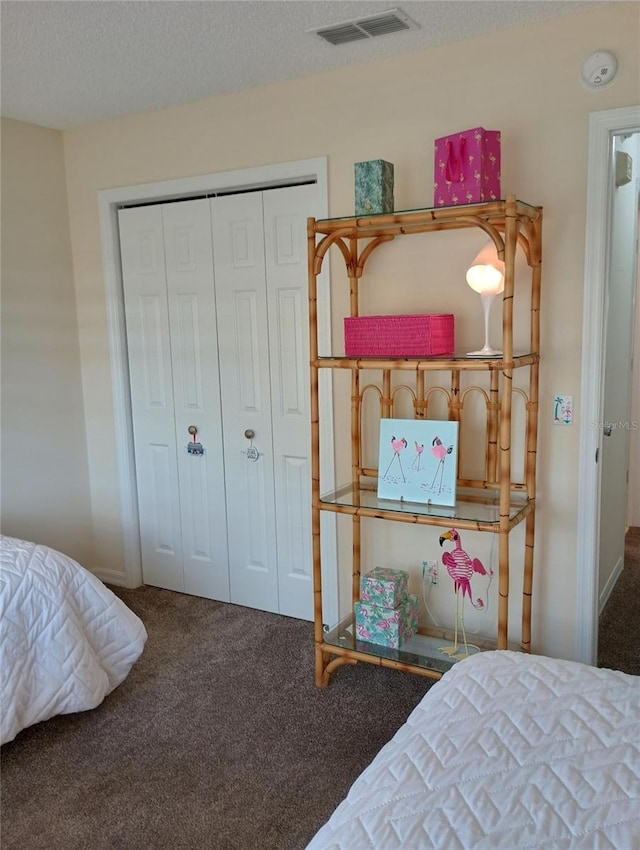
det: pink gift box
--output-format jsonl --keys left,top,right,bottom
{"left": 434, "top": 127, "right": 501, "bottom": 206}
{"left": 344, "top": 314, "right": 454, "bottom": 358}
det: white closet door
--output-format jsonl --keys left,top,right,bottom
{"left": 211, "top": 193, "right": 279, "bottom": 613}
{"left": 162, "top": 199, "right": 230, "bottom": 601}
{"left": 118, "top": 206, "right": 184, "bottom": 592}
{"left": 263, "top": 185, "right": 316, "bottom": 621}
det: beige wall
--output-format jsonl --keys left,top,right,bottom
{"left": 61, "top": 3, "right": 640, "bottom": 659}
{"left": 1, "top": 118, "right": 94, "bottom": 565}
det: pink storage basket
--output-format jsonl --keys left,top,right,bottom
{"left": 344, "top": 314, "right": 454, "bottom": 357}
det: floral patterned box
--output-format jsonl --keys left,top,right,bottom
{"left": 354, "top": 159, "right": 394, "bottom": 216}
{"left": 360, "top": 567, "right": 409, "bottom": 609}
{"left": 354, "top": 594, "right": 419, "bottom": 649}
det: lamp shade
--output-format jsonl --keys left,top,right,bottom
{"left": 465, "top": 242, "right": 505, "bottom": 295}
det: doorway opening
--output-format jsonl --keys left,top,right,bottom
{"left": 576, "top": 106, "right": 640, "bottom": 667}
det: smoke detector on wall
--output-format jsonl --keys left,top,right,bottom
{"left": 580, "top": 50, "right": 619, "bottom": 90}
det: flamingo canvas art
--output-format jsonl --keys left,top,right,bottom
{"left": 377, "top": 419, "right": 459, "bottom": 506}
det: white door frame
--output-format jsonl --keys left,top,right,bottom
{"left": 98, "top": 157, "right": 339, "bottom": 622}
{"left": 575, "top": 106, "right": 640, "bottom": 665}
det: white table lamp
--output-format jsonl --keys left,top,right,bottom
{"left": 466, "top": 242, "right": 505, "bottom": 357}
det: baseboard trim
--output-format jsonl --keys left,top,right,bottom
{"left": 91, "top": 567, "right": 137, "bottom": 588}
{"left": 598, "top": 555, "right": 624, "bottom": 615}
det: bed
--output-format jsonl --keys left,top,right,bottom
{"left": 306, "top": 650, "right": 640, "bottom": 849}
{"left": 1, "top": 535, "right": 147, "bottom": 745}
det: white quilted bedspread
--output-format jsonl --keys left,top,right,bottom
{"left": 306, "top": 651, "right": 640, "bottom": 850}
{"left": 1, "top": 535, "right": 147, "bottom": 745}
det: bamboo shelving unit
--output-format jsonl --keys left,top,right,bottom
{"left": 308, "top": 195, "right": 542, "bottom": 687}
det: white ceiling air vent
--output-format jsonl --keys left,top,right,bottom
{"left": 311, "top": 8, "right": 420, "bottom": 46}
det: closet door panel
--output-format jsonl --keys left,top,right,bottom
{"left": 162, "top": 199, "right": 230, "bottom": 601}
{"left": 211, "top": 194, "right": 279, "bottom": 613}
{"left": 263, "top": 185, "right": 317, "bottom": 621}
{"left": 118, "top": 206, "right": 184, "bottom": 592}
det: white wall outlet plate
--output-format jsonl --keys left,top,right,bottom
{"left": 553, "top": 395, "right": 573, "bottom": 425}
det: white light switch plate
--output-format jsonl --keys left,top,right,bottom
{"left": 553, "top": 395, "right": 573, "bottom": 425}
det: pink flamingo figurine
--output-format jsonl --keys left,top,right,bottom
{"left": 438, "top": 528, "right": 492, "bottom": 660}
{"left": 411, "top": 441, "right": 424, "bottom": 471}
{"left": 382, "top": 436, "right": 407, "bottom": 482}
{"left": 430, "top": 436, "right": 453, "bottom": 493}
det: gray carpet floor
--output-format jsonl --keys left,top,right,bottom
{"left": 4, "top": 531, "right": 636, "bottom": 850}
{"left": 598, "top": 526, "right": 640, "bottom": 675}
{"left": 1, "top": 586, "right": 432, "bottom": 850}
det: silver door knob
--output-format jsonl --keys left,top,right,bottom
{"left": 244, "top": 429, "right": 255, "bottom": 440}
{"left": 188, "top": 425, "right": 198, "bottom": 437}
{"left": 603, "top": 424, "right": 613, "bottom": 437}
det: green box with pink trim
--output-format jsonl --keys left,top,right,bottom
{"left": 354, "top": 594, "right": 419, "bottom": 649}
{"left": 360, "top": 567, "right": 409, "bottom": 609}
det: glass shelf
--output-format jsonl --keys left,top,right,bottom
{"left": 316, "top": 199, "right": 540, "bottom": 224}
{"left": 315, "top": 352, "right": 538, "bottom": 370}
{"left": 323, "top": 620, "right": 495, "bottom": 675}
{"left": 319, "top": 481, "right": 530, "bottom": 525}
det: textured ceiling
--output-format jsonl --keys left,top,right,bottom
{"left": 1, "top": 0, "right": 598, "bottom": 130}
